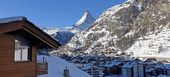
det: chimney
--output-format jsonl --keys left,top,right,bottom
{"left": 64, "top": 67, "right": 70, "bottom": 77}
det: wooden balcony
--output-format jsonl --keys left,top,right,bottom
{"left": 37, "top": 62, "right": 48, "bottom": 75}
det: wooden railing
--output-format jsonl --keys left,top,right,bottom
{"left": 37, "top": 62, "right": 48, "bottom": 75}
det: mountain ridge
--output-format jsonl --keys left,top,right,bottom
{"left": 42, "top": 11, "right": 95, "bottom": 45}
{"left": 55, "top": 0, "right": 170, "bottom": 59}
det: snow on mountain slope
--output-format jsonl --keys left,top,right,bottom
{"left": 42, "top": 27, "right": 74, "bottom": 45}
{"left": 126, "top": 23, "right": 170, "bottom": 58}
{"left": 38, "top": 55, "right": 92, "bottom": 77}
{"left": 55, "top": 0, "right": 142, "bottom": 56}
{"left": 74, "top": 11, "right": 95, "bottom": 30}
{"left": 55, "top": 0, "right": 170, "bottom": 58}
{"left": 52, "top": 31, "right": 74, "bottom": 45}
{"left": 41, "top": 11, "right": 95, "bottom": 45}
{"left": 42, "top": 28, "right": 60, "bottom": 35}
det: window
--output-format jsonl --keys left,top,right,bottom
{"left": 14, "top": 35, "right": 31, "bottom": 61}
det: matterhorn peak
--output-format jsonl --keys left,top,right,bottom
{"left": 74, "top": 11, "right": 95, "bottom": 30}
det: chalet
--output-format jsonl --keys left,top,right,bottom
{"left": 122, "top": 59, "right": 146, "bottom": 77}
{"left": 104, "top": 60, "right": 122, "bottom": 76}
{"left": 133, "top": 59, "right": 146, "bottom": 77}
{"left": 122, "top": 61, "right": 134, "bottom": 77}
{"left": 82, "top": 64, "right": 104, "bottom": 77}
{"left": 0, "top": 16, "right": 60, "bottom": 77}
{"left": 163, "top": 63, "right": 170, "bottom": 76}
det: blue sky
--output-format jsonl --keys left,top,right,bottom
{"left": 0, "top": 0, "right": 126, "bottom": 28}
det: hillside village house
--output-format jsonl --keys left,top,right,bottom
{"left": 122, "top": 60, "right": 146, "bottom": 77}
{"left": 0, "top": 17, "right": 60, "bottom": 77}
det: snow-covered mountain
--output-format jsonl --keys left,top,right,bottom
{"left": 67, "top": 11, "right": 95, "bottom": 34}
{"left": 42, "top": 11, "right": 95, "bottom": 45}
{"left": 73, "top": 11, "right": 95, "bottom": 30}
{"left": 55, "top": 0, "right": 170, "bottom": 59}
{"left": 42, "top": 28, "right": 74, "bottom": 45}
{"left": 42, "top": 27, "right": 60, "bottom": 35}
{"left": 52, "top": 31, "right": 74, "bottom": 45}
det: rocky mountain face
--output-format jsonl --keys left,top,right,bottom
{"left": 42, "top": 28, "right": 74, "bottom": 45}
{"left": 55, "top": 0, "right": 170, "bottom": 58}
{"left": 69, "top": 11, "right": 95, "bottom": 34}
{"left": 42, "top": 11, "right": 95, "bottom": 45}
{"left": 52, "top": 31, "right": 74, "bottom": 45}
{"left": 73, "top": 11, "right": 95, "bottom": 30}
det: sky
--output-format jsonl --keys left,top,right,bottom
{"left": 0, "top": 0, "right": 126, "bottom": 28}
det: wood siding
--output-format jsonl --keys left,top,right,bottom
{"left": 0, "top": 33, "right": 37, "bottom": 77}
{"left": 37, "top": 63, "right": 48, "bottom": 75}
{"left": 0, "top": 18, "right": 60, "bottom": 77}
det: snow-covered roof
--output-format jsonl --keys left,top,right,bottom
{"left": 164, "top": 64, "right": 170, "bottom": 69}
{"left": 122, "top": 62, "right": 134, "bottom": 68}
{"left": 81, "top": 64, "right": 93, "bottom": 70}
{"left": 158, "top": 75, "right": 169, "bottom": 77}
{"left": 104, "top": 60, "right": 121, "bottom": 67}
{"left": 37, "top": 55, "right": 92, "bottom": 77}
{"left": 146, "top": 68, "right": 154, "bottom": 72}
{"left": 0, "top": 16, "right": 26, "bottom": 24}
{"left": 105, "top": 75, "right": 122, "bottom": 77}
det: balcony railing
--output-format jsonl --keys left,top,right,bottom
{"left": 37, "top": 62, "right": 48, "bottom": 75}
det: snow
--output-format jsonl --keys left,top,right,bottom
{"left": 105, "top": 60, "right": 121, "bottom": 67}
{"left": 124, "top": 30, "right": 135, "bottom": 37}
{"left": 42, "top": 28, "right": 75, "bottom": 45}
{"left": 105, "top": 75, "right": 122, "bottom": 77}
{"left": 42, "top": 28, "right": 60, "bottom": 35}
{"left": 0, "top": 16, "right": 25, "bottom": 24}
{"left": 158, "top": 75, "right": 170, "bottom": 77}
{"left": 126, "top": 23, "right": 170, "bottom": 60}
{"left": 42, "top": 11, "right": 95, "bottom": 45}
{"left": 38, "top": 55, "right": 92, "bottom": 77}
{"left": 122, "top": 62, "right": 134, "bottom": 68}
{"left": 74, "top": 11, "right": 95, "bottom": 30}
{"left": 128, "top": 0, "right": 135, "bottom": 3}
{"left": 53, "top": 31, "right": 74, "bottom": 45}
{"left": 137, "top": 3, "right": 142, "bottom": 11}
{"left": 95, "top": 1, "right": 131, "bottom": 22}
{"left": 75, "top": 11, "right": 89, "bottom": 26}
{"left": 81, "top": 64, "right": 93, "bottom": 70}
{"left": 164, "top": 64, "right": 170, "bottom": 69}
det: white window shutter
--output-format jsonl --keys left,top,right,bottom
{"left": 22, "top": 48, "right": 29, "bottom": 61}
{"left": 15, "top": 48, "right": 21, "bottom": 61}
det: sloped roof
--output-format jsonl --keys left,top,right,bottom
{"left": 0, "top": 16, "right": 26, "bottom": 24}
{"left": 0, "top": 16, "right": 61, "bottom": 49}
{"left": 104, "top": 60, "right": 121, "bottom": 67}
{"left": 122, "top": 62, "right": 134, "bottom": 68}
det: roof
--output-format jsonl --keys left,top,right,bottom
{"left": 0, "top": 16, "right": 61, "bottom": 49}
{"left": 122, "top": 62, "right": 134, "bottom": 68}
{"left": 104, "top": 60, "right": 121, "bottom": 67}
{"left": 164, "top": 64, "right": 170, "bottom": 69}
{"left": 158, "top": 75, "right": 169, "bottom": 77}
{"left": 81, "top": 64, "right": 93, "bottom": 70}
{"left": 37, "top": 55, "right": 92, "bottom": 77}
{"left": 0, "top": 16, "right": 26, "bottom": 24}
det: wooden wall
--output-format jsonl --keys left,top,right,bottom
{"left": 0, "top": 33, "right": 37, "bottom": 77}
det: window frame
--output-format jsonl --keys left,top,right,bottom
{"left": 14, "top": 35, "right": 32, "bottom": 62}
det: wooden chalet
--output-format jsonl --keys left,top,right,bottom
{"left": 0, "top": 16, "right": 60, "bottom": 77}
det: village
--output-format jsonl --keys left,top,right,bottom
{"left": 61, "top": 55, "right": 170, "bottom": 77}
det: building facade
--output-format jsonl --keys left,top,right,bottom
{"left": 0, "top": 17, "right": 60, "bottom": 77}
